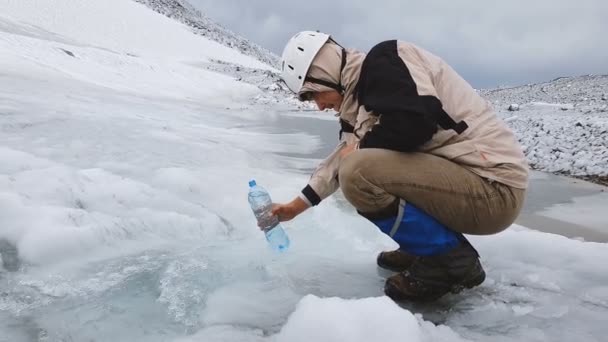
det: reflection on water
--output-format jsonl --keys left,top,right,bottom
{"left": 0, "top": 239, "right": 21, "bottom": 272}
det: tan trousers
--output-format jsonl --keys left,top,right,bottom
{"left": 338, "top": 149, "right": 526, "bottom": 235}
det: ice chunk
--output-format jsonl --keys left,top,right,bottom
{"left": 273, "top": 295, "right": 467, "bottom": 342}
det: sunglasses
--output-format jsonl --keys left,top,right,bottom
{"left": 298, "top": 91, "right": 314, "bottom": 102}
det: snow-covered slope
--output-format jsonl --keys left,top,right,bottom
{"left": 133, "top": 0, "right": 279, "bottom": 68}
{"left": 481, "top": 75, "right": 608, "bottom": 184}
{"left": 0, "top": 0, "right": 281, "bottom": 107}
{"left": 1, "top": 0, "right": 272, "bottom": 69}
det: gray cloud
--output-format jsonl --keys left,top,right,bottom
{"left": 190, "top": 0, "right": 608, "bottom": 88}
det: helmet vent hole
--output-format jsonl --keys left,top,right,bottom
{"left": 298, "top": 47, "right": 304, "bottom": 51}
{"left": 298, "top": 76, "right": 302, "bottom": 79}
{"left": 288, "top": 65, "right": 294, "bottom": 70}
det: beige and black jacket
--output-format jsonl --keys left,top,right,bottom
{"left": 299, "top": 40, "right": 529, "bottom": 207}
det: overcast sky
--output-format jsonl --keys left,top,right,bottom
{"left": 190, "top": 0, "right": 607, "bottom": 88}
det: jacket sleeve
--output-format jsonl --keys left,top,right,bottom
{"left": 300, "top": 131, "right": 359, "bottom": 206}
{"left": 355, "top": 40, "right": 449, "bottom": 152}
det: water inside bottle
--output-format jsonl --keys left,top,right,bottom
{"left": 265, "top": 226, "right": 290, "bottom": 251}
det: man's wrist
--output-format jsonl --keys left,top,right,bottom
{"left": 297, "top": 193, "right": 313, "bottom": 207}
{"left": 292, "top": 196, "right": 311, "bottom": 214}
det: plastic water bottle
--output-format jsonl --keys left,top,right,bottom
{"left": 248, "top": 179, "right": 290, "bottom": 252}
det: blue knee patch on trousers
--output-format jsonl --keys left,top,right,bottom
{"left": 372, "top": 202, "right": 461, "bottom": 256}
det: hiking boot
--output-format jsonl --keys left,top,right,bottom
{"left": 384, "top": 239, "right": 486, "bottom": 302}
{"left": 376, "top": 249, "right": 416, "bottom": 272}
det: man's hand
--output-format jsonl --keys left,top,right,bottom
{"left": 271, "top": 197, "right": 309, "bottom": 222}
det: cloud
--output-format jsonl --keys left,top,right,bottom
{"left": 190, "top": 0, "right": 608, "bottom": 87}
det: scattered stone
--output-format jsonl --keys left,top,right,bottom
{"left": 60, "top": 48, "right": 75, "bottom": 57}
{"left": 508, "top": 104, "right": 520, "bottom": 111}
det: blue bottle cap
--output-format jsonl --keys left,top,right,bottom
{"left": 248, "top": 179, "right": 256, "bottom": 187}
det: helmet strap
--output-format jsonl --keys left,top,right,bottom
{"left": 338, "top": 47, "right": 347, "bottom": 93}
{"left": 304, "top": 76, "right": 343, "bottom": 92}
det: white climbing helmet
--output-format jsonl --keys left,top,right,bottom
{"left": 280, "top": 31, "right": 331, "bottom": 94}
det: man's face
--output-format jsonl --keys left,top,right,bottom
{"left": 312, "top": 91, "right": 343, "bottom": 112}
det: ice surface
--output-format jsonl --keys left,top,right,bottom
{"left": 538, "top": 192, "right": 608, "bottom": 234}
{"left": 1, "top": 1, "right": 607, "bottom": 341}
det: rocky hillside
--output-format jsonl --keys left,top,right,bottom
{"left": 481, "top": 75, "right": 607, "bottom": 114}
{"left": 481, "top": 75, "right": 608, "bottom": 185}
{"left": 133, "top": 0, "right": 279, "bottom": 68}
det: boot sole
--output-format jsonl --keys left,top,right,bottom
{"left": 451, "top": 268, "right": 486, "bottom": 294}
{"left": 376, "top": 260, "right": 410, "bottom": 273}
{"left": 384, "top": 268, "right": 487, "bottom": 303}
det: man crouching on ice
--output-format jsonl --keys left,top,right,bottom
{"left": 271, "top": 31, "right": 529, "bottom": 302}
